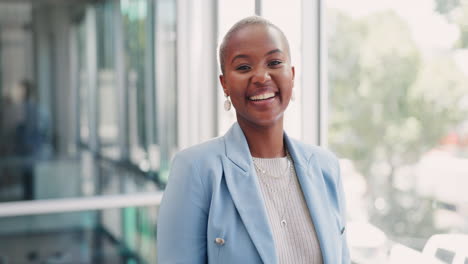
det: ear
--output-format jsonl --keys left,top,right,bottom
{"left": 291, "top": 66, "right": 295, "bottom": 84}
{"left": 219, "top": 74, "right": 229, "bottom": 96}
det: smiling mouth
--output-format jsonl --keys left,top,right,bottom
{"left": 249, "top": 92, "right": 276, "bottom": 101}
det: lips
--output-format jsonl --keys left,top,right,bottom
{"left": 249, "top": 92, "right": 276, "bottom": 101}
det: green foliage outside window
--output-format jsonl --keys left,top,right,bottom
{"left": 328, "top": 8, "right": 468, "bottom": 248}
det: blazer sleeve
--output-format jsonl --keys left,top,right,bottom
{"left": 336, "top": 158, "right": 351, "bottom": 263}
{"left": 157, "top": 153, "right": 209, "bottom": 264}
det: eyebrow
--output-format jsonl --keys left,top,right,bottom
{"left": 230, "top": 49, "right": 284, "bottom": 64}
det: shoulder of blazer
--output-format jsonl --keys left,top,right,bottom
{"left": 166, "top": 136, "right": 225, "bottom": 210}
{"left": 173, "top": 136, "right": 225, "bottom": 164}
{"left": 311, "top": 145, "right": 340, "bottom": 180}
{"left": 288, "top": 138, "right": 339, "bottom": 171}
{"left": 287, "top": 137, "right": 341, "bottom": 184}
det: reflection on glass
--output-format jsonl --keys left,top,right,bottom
{"left": 327, "top": 1, "right": 468, "bottom": 263}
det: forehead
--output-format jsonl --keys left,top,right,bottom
{"left": 224, "top": 24, "right": 288, "bottom": 60}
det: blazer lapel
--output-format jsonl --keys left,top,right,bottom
{"left": 285, "top": 136, "right": 339, "bottom": 263}
{"left": 222, "top": 123, "right": 277, "bottom": 264}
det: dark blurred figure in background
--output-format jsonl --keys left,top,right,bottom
{"left": 13, "top": 80, "right": 52, "bottom": 160}
{"left": 0, "top": 80, "right": 51, "bottom": 200}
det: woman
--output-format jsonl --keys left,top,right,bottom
{"left": 157, "top": 16, "right": 350, "bottom": 264}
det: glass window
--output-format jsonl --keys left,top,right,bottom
{"left": 0, "top": 3, "right": 51, "bottom": 202}
{"left": 121, "top": 0, "right": 149, "bottom": 163}
{"left": 327, "top": 0, "right": 468, "bottom": 262}
{"left": 78, "top": 13, "right": 89, "bottom": 144}
{"left": 154, "top": 0, "right": 177, "bottom": 183}
{"left": 96, "top": 1, "right": 120, "bottom": 159}
{"left": 0, "top": 206, "right": 157, "bottom": 263}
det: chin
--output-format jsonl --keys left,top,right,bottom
{"left": 239, "top": 112, "right": 284, "bottom": 128}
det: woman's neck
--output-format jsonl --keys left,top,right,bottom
{"left": 238, "top": 118, "right": 285, "bottom": 158}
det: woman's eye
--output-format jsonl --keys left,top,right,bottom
{"left": 236, "top": 65, "right": 251, "bottom": 71}
{"left": 268, "top": 60, "right": 283, "bottom": 67}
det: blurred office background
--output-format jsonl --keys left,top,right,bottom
{"left": 0, "top": 0, "right": 467, "bottom": 263}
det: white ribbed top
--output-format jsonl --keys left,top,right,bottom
{"left": 253, "top": 156, "right": 323, "bottom": 264}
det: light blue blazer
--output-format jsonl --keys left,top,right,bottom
{"left": 157, "top": 123, "right": 350, "bottom": 264}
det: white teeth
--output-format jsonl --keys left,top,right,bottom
{"left": 249, "top": 92, "right": 275, "bottom": 101}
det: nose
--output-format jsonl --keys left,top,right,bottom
{"left": 251, "top": 67, "right": 271, "bottom": 85}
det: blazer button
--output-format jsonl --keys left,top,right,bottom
{"left": 215, "top": 237, "right": 225, "bottom": 245}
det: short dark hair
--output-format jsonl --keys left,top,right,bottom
{"left": 218, "top": 16, "right": 291, "bottom": 74}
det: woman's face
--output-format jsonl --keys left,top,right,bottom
{"left": 220, "top": 24, "right": 295, "bottom": 128}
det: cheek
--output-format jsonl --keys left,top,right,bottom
{"left": 277, "top": 76, "right": 294, "bottom": 94}
{"left": 230, "top": 92, "right": 245, "bottom": 109}
{"left": 226, "top": 75, "right": 248, "bottom": 95}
